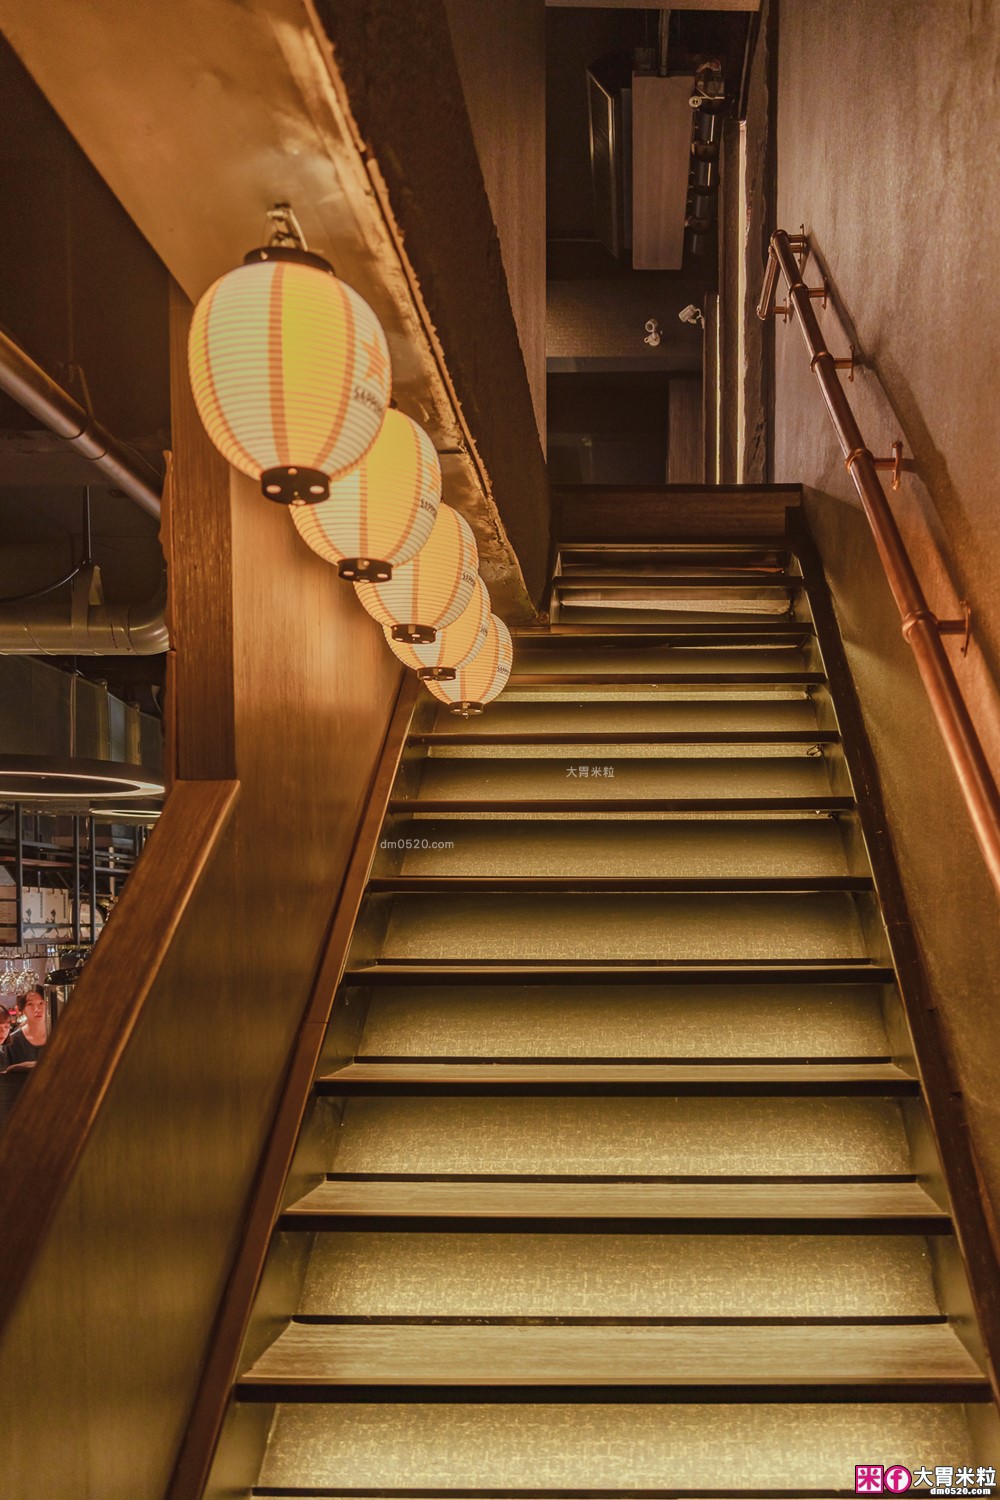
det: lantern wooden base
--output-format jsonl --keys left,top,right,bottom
{"left": 417, "top": 666, "right": 457, "bottom": 682}
{"left": 261, "top": 466, "right": 330, "bottom": 504}
{"left": 338, "top": 558, "right": 393, "bottom": 583}
{"left": 392, "top": 623, "right": 437, "bottom": 645}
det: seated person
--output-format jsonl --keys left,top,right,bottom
{"left": 5, "top": 988, "right": 47, "bottom": 1066}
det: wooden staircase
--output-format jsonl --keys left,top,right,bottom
{"left": 204, "top": 519, "right": 1000, "bottom": 1497}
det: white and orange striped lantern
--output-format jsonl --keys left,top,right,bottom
{"left": 188, "top": 245, "right": 391, "bottom": 505}
{"left": 384, "top": 575, "right": 491, "bottom": 679}
{"left": 425, "top": 615, "right": 513, "bottom": 716}
{"left": 289, "top": 409, "right": 441, "bottom": 582}
{"left": 355, "top": 505, "right": 478, "bottom": 644}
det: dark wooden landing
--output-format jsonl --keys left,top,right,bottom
{"left": 554, "top": 485, "right": 802, "bottom": 543}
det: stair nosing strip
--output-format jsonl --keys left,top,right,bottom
{"left": 366, "top": 877, "right": 874, "bottom": 894}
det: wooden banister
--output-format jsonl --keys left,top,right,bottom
{"left": 165, "top": 672, "right": 419, "bottom": 1500}
{"left": 0, "top": 776, "right": 239, "bottom": 1337}
{"left": 759, "top": 228, "right": 1000, "bottom": 901}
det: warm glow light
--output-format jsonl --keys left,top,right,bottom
{"left": 355, "top": 505, "right": 479, "bottom": 644}
{"left": 383, "top": 576, "right": 491, "bottom": 679}
{"left": 289, "top": 409, "right": 440, "bottom": 581}
{"left": 188, "top": 247, "right": 391, "bottom": 504}
{"left": 425, "top": 615, "right": 513, "bottom": 715}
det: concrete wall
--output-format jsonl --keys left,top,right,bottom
{"left": 772, "top": 0, "right": 1000, "bottom": 1217}
{"left": 445, "top": 0, "right": 546, "bottom": 442}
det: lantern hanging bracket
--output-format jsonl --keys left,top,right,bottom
{"left": 265, "top": 202, "right": 309, "bottom": 251}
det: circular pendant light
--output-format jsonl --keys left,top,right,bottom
{"left": 188, "top": 245, "right": 391, "bottom": 505}
{"left": 425, "top": 615, "right": 513, "bottom": 715}
{"left": 383, "top": 576, "right": 491, "bottom": 679}
{"left": 289, "top": 408, "right": 441, "bottom": 582}
{"left": 355, "top": 505, "right": 478, "bottom": 644}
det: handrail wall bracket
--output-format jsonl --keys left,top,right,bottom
{"left": 758, "top": 227, "right": 1000, "bottom": 899}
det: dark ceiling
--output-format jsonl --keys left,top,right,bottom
{"left": 0, "top": 34, "right": 169, "bottom": 703}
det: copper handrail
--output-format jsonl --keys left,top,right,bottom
{"left": 758, "top": 228, "right": 1000, "bottom": 900}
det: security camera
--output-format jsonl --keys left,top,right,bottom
{"left": 643, "top": 318, "right": 662, "bottom": 347}
{"left": 679, "top": 304, "right": 705, "bottom": 328}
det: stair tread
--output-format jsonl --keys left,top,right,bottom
{"left": 553, "top": 574, "right": 801, "bottom": 589}
{"left": 391, "top": 799, "right": 855, "bottom": 813}
{"left": 324, "top": 1061, "right": 914, "bottom": 1088}
{"left": 287, "top": 1178, "right": 948, "bottom": 1223}
{"left": 256, "top": 1399, "right": 979, "bottom": 1492}
{"left": 370, "top": 877, "right": 872, "bottom": 893}
{"left": 507, "top": 673, "right": 825, "bottom": 686}
{"left": 413, "top": 729, "right": 839, "bottom": 744}
{"left": 241, "top": 1320, "right": 983, "bottom": 1389}
{"left": 346, "top": 963, "right": 897, "bottom": 984}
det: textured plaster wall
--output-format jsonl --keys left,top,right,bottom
{"left": 772, "top": 0, "right": 1000, "bottom": 1214}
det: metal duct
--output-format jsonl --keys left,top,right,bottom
{"left": 0, "top": 326, "right": 162, "bottom": 519}
{"left": 0, "top": 566, "right": 168, "bottom": 655}
{"left": 0, "top": 330, "right": 169, "bottom": 653}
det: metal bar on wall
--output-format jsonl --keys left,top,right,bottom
{"left": 758, "top": 228, "right": 1000, "bottom": 900}
{"left": 14, "top": 803, "right": 23, "bottom": 947}
{"left": 73, "top": 816, "right": 82, "bottom": 946}
{"left": 89, "top": 816, "right": 97, "bottom": 946}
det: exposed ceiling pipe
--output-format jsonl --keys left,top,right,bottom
{"left": 0, "top": 566, "right": 168, "bottom": 655}
{"left": 0, "top": 329, "right": 169, "bottom": 654}
{"left": 0, "top": 325, "right": 162, "bottom": 519}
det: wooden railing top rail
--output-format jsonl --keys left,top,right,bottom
{"left": 759, "top": 228, "right": 1000, "bottom": 902}
{"left": 0, "top": 777, "right": 239, "bottom": 1339}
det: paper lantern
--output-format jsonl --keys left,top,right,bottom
{"left": 355, "top": 505, "right": 478, "bottom": 644}
{"left": 289, "top": 409, "right": 440, "bottom": 581}
{"left": 425, "top": 615, "right": 513, "bottom": 715}
{"left": 384, "top": 576, "right": 491, "bottom": 679}
{"left": 188, "top": 245, "right": 391, "bottom": 504}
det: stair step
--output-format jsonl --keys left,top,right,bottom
{"left": 371, "top": 878, "right": 871, "bottom": 896}
{"left": 392, "top": 799, "right": 854, "bottom": 817}
{"left": 347, "top": 961, "right": 897, "bottom": 985}
{"left": 299, "top": 1233, "right": 941, "bottom": 1319}
{"left": 409, "top": 756, "right": 837, "bottom": 803}
{"left": 414, "top": 729, "right": 839, "bottom": 746}
{"left": 558, "top": 544, "right": 790, "bottom": 565}
{"left": 510, "top": 648, "right": 813, "bottom": 677}
{"left": 430, "top": 698, "right": 825, "bottom": 735}
{"left": 507, "top": 673, "right": 826, "bottom": 688}
{"left": 512, "top": 623, "right": 812, "bottom": 640}
{"left": 377, "top": 892, "right": 869, "bottom": 963}
{"left": 240, "top": 1320, "right": 985, "bottom": 1395}
{"left": 285, "top": 1177, "right": 949, "bottom": 1232}
{"left": 320, "top": 1061, "right": 915, "bottom": 1096}
{"left": 380, "top": 820, "right": 852, "bottom": 881}
{"left": 357, "top": 982, "right": 891, "bottom": 1059}
{"left": 329, "top": 1096, "right": 911, "bottom": 1177}
{"left": 255, "top": 1398, "right": 981, "bottom": 1492}
{"left": 553, "top": 574, "right": 801, "bottom": 591}
{"left": 554, "top": 604, "right": 797, "bottom": 622}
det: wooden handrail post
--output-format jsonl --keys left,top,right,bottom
{"left": 760, "top": 228, "right": 1000, "bottom": 902}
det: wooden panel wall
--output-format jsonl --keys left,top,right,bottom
{"left": 0, "top": 294, "right": 404, "bottom": 1499}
